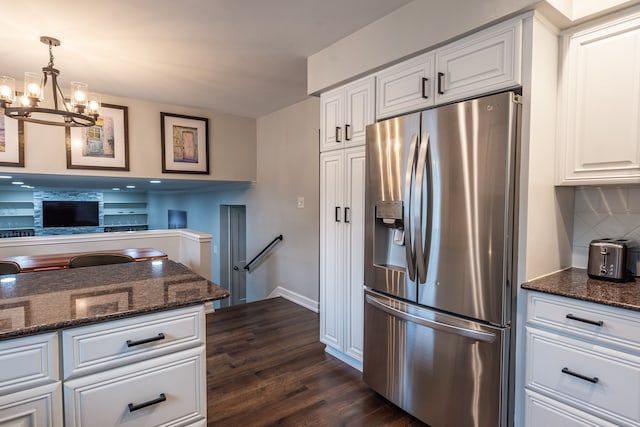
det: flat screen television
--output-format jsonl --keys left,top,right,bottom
{"left": 42, "top": 201, "right": 100, "bottom": 227}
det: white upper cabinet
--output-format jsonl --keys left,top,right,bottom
{"left": 375, "top": 17, "right": 522, "bottom": 120}
{"left": 320, "top": 76, "right": 374, "bottom": 152}
{"left": 376, "top": 52, "right": 435, "bottom": 120}
{"left": 435, "top": 18, "right": 522, "bottom": 104}
{"left": 556, "top": 8, "right": 640, "bottom": 185}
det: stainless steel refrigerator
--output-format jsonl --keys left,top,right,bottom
{"left": 363, "top": 91, "right": 521, "bottom": 427}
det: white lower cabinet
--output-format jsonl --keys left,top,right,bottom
{"left": 62, "top": 306, "right": 207, "bottom": 426}
{"left": 0, "top": 383, "right": 62, "bottom": 427}
{"left": 0, "top": 333, "right": 62, "bottom": 427}
{"left": 525, "top": 292, "right": 640, "bottom": 427}
{"left": 320, "top": 145, "right": 366, "bottom": 370}
{"left": 63, "top": 346, "right": 205, "bottom": 427}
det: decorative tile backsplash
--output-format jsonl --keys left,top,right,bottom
{"left": 573, "top": 187, "right": 640, "bottom": 268}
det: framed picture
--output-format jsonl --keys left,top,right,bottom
{"left": 66, "top": 104, "right": 129, "bottom": 171}
{"left": 0, "top": 301, "right": 30, "bottom": 332}
{"left": 0, "top": 108, "right": 25, "bottom": 167}
{"left": 71, "top": 287, "right": 133, "bottom": 318}
{"left": 161, "top": 112, "right": 209, "bottom": 174}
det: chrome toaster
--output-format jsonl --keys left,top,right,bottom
{"left": 587, "top": 239, "right": 635, "bottom": 282}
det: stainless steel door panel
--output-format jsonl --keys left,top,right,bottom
{"left": 365, "top": 113, "right": 421, "bottom": 301}
{"left": 417, "top": 91, "right": 518, "bottom": 325}
{"left": 363, "top": 290, "right": 509, "bottom": 427}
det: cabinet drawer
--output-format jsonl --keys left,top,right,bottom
{"left": 0, "top": 382, "right": 62, "bottom": 427}
{"left": 0, "top": 332, "right": 58, "bottom": 395}
{"left": 525, "top": 389, "right": 619, "bottom": 427}
{"left": 64, "top": 346, "right": 205, "bottom": 427}
{"left": 527, "top": 292, "right": 640, "bottom": 353}
{"left": 62, "top": 305, "right": 204, "bottom": 380}
{"left": 526, "top": 327, "right": 640, "bottom": 426}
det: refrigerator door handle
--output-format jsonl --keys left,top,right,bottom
{"left": 403, "top": 133, "right": 419, "bottom": 282}
{"left": 365, "top": 294, "right": 496, "bottom": 343}
{"left": 414, "top": 131, "right": 431, "bottom": 284}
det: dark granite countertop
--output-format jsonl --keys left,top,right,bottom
{"left": 0, "top": 259, "right": 229, "bottom": 340}
{"left": 522, "top": 267, "right": 640, "bottom": 312}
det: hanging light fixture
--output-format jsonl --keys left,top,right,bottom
{"left": 0, "top": 36, "right": 100, "bottom": 127}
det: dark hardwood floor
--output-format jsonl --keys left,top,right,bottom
{"left": 206, "top": 297, "right": 426, "bottom": 426}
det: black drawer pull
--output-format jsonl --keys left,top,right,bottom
{"left": 126, "top": 333, "right": 166, "bottom": 347}
{"left": 437, "top": 72, "right": 445, "bottom": 95}
{"left": 566, "top": 314, "right": 603, "bottom": 327}
{"left": 562, "top": 367, "right": 599, "bottom": 384}
{"left": 128, "top": 393, "right": 167, "bottom": 412}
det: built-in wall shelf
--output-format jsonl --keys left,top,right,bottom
{"left": 102, "top": 193, "right": 148, "bottom": 230}
{"left": 0, "top": 199, "right": 35, "bottom": 232}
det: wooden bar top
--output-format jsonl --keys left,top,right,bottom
{"left": 1, "top": 248, "right": 168, "bottom": 272}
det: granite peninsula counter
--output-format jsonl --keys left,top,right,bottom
{"left": 0, "top": 259, "right": 228, "bottom": 426}
{"left": 0, "top": 258, "right": 229, "bottom": 340}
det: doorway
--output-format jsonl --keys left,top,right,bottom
{"left": 220, "top": 205, "right": 247, "bottom": 307}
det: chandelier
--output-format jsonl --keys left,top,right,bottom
{"left": 0, "top": 36, "right": 100, "bottom": 127}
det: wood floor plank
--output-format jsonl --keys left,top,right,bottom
{"left": 206, "top": 297, "right": 426, "bottom": 426}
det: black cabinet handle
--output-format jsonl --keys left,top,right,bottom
{"left": 437, "top": 72, "right": 445, "bottom": 95}
{"left": 566, "top": 314, "right": 603, "bottom": 327}
{"left": 335, "top": 206, "right": 341, "bottom": 222}
{"left": 561, "top": 367, "right": 599, "bottom": 384}
{"left": 421, "top": 77, "right": 429, "bottom": 99}
{"left": 335, "top": 126, "right": 342, "bottom": 142}
{"left": 126, "top": 333, "right": 166, "bottom": 347}
{"left": 128, "top": 393, "right": 167, "bottom": 412}
{"left": 345, "top": 124, "right": 351, "bottom": 141}
{"left": 344, "top": 207, "right": 350, "bottom": 223}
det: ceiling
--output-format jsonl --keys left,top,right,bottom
{"left": 0, "top": 0, "right": 414, "bottom": 119}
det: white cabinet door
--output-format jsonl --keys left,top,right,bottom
{"left": 344, "top": 78, "right": 375, "bottom": 147}
{"left": 376, "top": 52, "right": 435, "bottom": 120}
{"left": 525, "top": 389, "right": 618, "bottom": 427}
{"left": 320, "top": 146, "right": 366, "bottom": 369}
{"left": 435, "top": 18, "right": 521, "bottom": 104}
{"left": 343, "top": 146, "right": 366, "bottom": 361}
{"left": 320, "top": 76, "right": 374, "bottom": 152}
{"left": 320, "top": 89, "right": 344, "bottom": 152}
{"left": 557, "top": 10, "right": 640, "bottom": 185}
{"left": 320, "top": 151, "right": 344, "bottom": 351}
{"left": 0, "top": 382, "right": 63, "bottom": 427}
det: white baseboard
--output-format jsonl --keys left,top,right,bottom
{"left": 267, "top": 286, "right": 319, "bottom": 313}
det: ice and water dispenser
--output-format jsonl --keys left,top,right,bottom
{"left": 373, "top": 200, "right": 407, "bottom": 270}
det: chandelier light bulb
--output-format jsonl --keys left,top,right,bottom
{"left": 27, "top": 83, "right": 40, "bottom": 97}
{"left": 0, "top": 76, "right": 15, "bottom": 103}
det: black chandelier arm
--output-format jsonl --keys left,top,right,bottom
{"left": 4, "top": 106, "right": 96, "bottom": 127}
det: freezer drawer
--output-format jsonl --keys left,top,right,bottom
{"left": 363, "top": 290, "right": 509, "bottom": 427}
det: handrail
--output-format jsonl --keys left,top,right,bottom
{"left": 244, "top": 234, "right": 283, "bottom": 271}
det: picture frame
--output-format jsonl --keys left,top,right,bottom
{"left": 160, "top": 112, "right": 209, "bottom": 174}
{"left": 0, "top": 108, "right": 25, "bottom": 167}
{"left": 71, "top": 287, "right": 133, "bottom": 318}
{"left": 0, "top": 301, "right": 30, "bottom": 332}
{"left": 66, "top": 103, "right": 129, "bottom": 171}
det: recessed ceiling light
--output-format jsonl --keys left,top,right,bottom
{"left": 0, "top": 175, "right": 12, "bottom": 179}
{"left": 150, "top": 180, "right": 161, "bottom": 184}
{"left": 126, "top": 185, "right": 136, "bottom": 189}
{"left": 11, "top": 181, "right": 24, "bottom": 185}
{"left": 20, "top": 185, "right": 33, "bottom": 188}
{"left": 112, "top": 187, "right": 120, "bottom": 191}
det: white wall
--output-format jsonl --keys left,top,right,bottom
{"left": 147, "top": 97, "right": 321, "bottom": 308}
{"left": 0, "top": 93, "right": 257, "bottom": 183}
